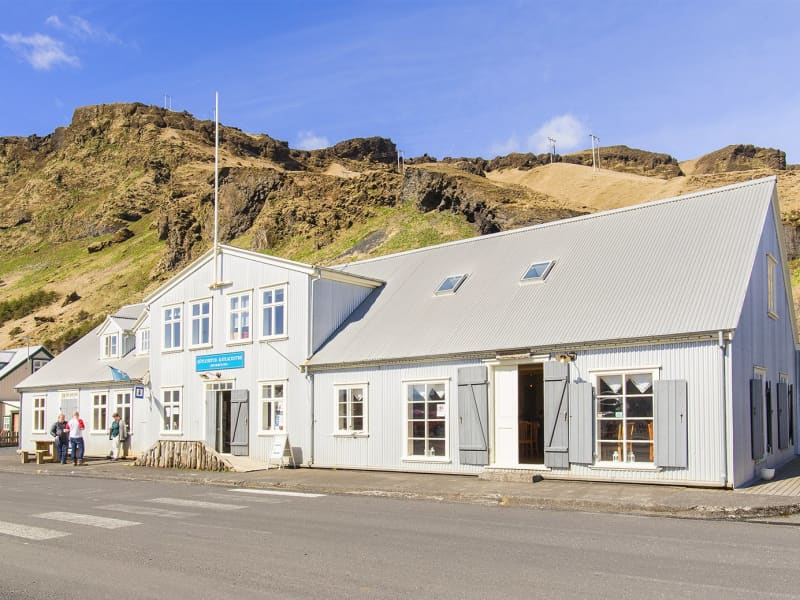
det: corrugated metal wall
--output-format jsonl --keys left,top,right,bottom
{"left": 313, "top": 361, "right": 484, "bottom": 474}
{"left": 312, "top": 340, "right": 725, "bottom": 483}
{"left": 148, "top": 254, "right": 313, "bottom": 463}
{"left": 311, "top": 278, "right": 374, "bottom": 355}
{"left": 730, "top": 198, "right": 798, "bottom": 487}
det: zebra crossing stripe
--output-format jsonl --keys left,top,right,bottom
{"left": 227, "top": 488, "right": 326, "bottom": 498}
{"left": 97, "top": 504, "right": 199, "bottom": 519}
{"left": 0, "top": 520, "right": 69, "bottom": 540}
{"left": 35, "top": 512, "right": 140, "bottom": 529}
{"left": 148, "top": 498, "right": 246, "bottom": 511}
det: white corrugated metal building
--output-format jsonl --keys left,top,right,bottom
{"left": 17, "top": 177, "right": 798, "bottom": 487}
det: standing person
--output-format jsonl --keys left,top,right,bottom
{"left": 67, "top": 411, "right": 86, "bottom": 466}
{"left": 49, "top": 413, "right": 70, "bottom": 464}
{"left": 108, "top": 412, "right": 127, "bottom": 460}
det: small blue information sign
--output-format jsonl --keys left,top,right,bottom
{"left": 134, "top": 385, "right": 145, "bottom": 399}
{"left": 196, "top": 351, "right": 245, "bottom": 372}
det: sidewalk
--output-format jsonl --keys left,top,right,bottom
{"left": 2, "top": 448, "right": 799, "bottom": 521}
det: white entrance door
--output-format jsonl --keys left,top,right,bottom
{"left": 494, "top": 365, "right": 518, "bottom": 466}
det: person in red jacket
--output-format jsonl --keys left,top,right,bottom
{"left": 66, "top": 411, "right": 86, "bottom": 466}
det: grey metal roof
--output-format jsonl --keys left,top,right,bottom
{"left": 17, "top": 304, "right": 148, "bottom": 390}
{"left": 309, "top": 177, "right": 779, "bottom": 366}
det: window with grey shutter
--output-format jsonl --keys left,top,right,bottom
{"left": 544, "top": 361, "right": 569, "bottom": 468}
{"left": 230, "top": 390, "right": 249, "bottom": 456}
{"left": 653, "top": 380, "right": 688, "bottom": 468}
{"left": 777, "top": 382, "right": 789, "bottom": 450}
{"left": 457, "top": 366, "right": 489, "bottom": 466}
{"left": 750, "top": 379, "right": 765, "bottom": 460}
{"left": 568, "top": 382, "right": 593, "bottom": 464}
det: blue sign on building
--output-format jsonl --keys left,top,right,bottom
{"left": 196, "top": 351, "right": 245, "bottom": 372}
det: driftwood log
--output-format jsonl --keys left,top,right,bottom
{"left": 134, "top": 440, "right": 232, "bottom": 471}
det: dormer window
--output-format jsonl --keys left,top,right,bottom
{"left": 521, "top": 261, "right": 554, "bottom": 283}
{"left": 435, "top": 274, "right": 467, "bottom": 295}
{"left": 102, "top": 333, "right": 119, "bottom": 359}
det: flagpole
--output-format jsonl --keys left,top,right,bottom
{"left": 213, "top": 91, "right": 219, "bottom": 285}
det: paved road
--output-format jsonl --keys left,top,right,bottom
{"left": 0, "top": 472, "right": 798, "bottom": 600}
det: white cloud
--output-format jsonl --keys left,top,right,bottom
{"left": 46, "top": 14, "right": 120, "bottom": 44}
{"left": 527, "top": 114, "right": 588, "bottom": 154}
{"left": 488, "top": 135, "right": 521, "bottom": 157}
{"left": 0, "top": 33, "right": 79, "bottom": 70}
{"left": 295, "top": 131, "right": 330, "bottom": 150}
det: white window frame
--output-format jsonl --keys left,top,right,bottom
{"left": 32, "top": 396, "right": 46, "bottom": 432}
{"left": 767, "top": 253, "right": 778, "bottom": 320}
{"left": 593, "top": 368, "right": 658, "bottom": 465}
{"left": 227, "top": 290, "right": 253, "bottom": 344}
{"left": 334, "top": 384, "right": 368, "bottom": 436}
{"left": 102, "top": 333, "right": 119, "bottom": 359}
{"left": 115, "top": 389, "right": 133, "bottom": 435}
{"left": 138, "top": 328, "right": 150, "bottom": 354}
{"left": 32, "top": 358, "right": 48, "bottom": 372}
{"left": 403, "top": 379, "right": 449, "bottom": 461}
{"left": 163, "top": 304, "right": 183, "bottom": 352}
{"left": 259, "top": 381, "right": 286, "bottom": 434}
{"left": 92, "top": 391, "right": 109, "bottom": 433}
{"left": 434, "top": 274, "right": 467, "bottom": 296}
{"left": 189, "top": 298, "right": 213, "bottom": 348}
{"left": 161, "top": 387, "right": 182, "bottom": 434}
{"left": 260, "top": 284, "right": 288, "bottom": 340}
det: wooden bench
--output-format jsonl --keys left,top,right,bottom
{"left": 16, "top": 449, "right": 31, "bottom": 464}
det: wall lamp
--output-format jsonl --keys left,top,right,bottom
{"left": 555, "top": 352, "right": 577, "bottom": 364}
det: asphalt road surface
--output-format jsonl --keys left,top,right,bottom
{"left": 0, "top": 472, "right": 798, "bottom": 599}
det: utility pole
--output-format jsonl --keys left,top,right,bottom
{"left": 547, "top": 137, "right": 556, "bottom": 164}
{"left": 163, "top": 94, "right": 172, "bottom": 110}
{"left": 589, "top": 134, "right": 600, "bottom": 171}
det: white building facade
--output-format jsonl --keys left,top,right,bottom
{"left": 18, "top": 177, "right": 799, "bottom": 487}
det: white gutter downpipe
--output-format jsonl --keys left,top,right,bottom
{"left": 719, "top": 330, "right": 730, "bottom": 487}
{"left": 307, "top": 268, "right": 321, "bottom": 466}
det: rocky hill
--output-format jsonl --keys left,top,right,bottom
{"left": 1, "top": 102, "right": 799, "bottom": 351}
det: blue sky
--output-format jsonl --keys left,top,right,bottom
{"left": 1, "top": 1, "right": 798, "bottom": 162}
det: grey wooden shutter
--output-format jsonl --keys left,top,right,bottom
{"left": 230, "top": 390, "right": 249, "bottom": 456}
{"left": 750, "top": 379, "right": 765, "bottom": 460}
{"left": 568, "top": 381, "right": 593, "bottom": 464}
{"left": 777, "top": 382, "right": 789, "bottom": 450}
{"left": 457, "top": 366, "right": 489, "bottom": 466}
{"left": 654, "top": 380, "right": 688, "bottom": 468}
{"left": 544, "top": 361, "right": 569, "bottom": 468}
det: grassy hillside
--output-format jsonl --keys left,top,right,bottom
{"left": 1, "top": 102, "right": 798, "bottom": 351}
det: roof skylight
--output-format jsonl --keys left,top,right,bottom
{"left": 521, "top": 261, "right": 554, "bottom": 282}
{"left": 435, "top": 274, "right": 467, "bottom": 295}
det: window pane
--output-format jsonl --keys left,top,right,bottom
{"left": 352, "top": 417, "right": 363, "bottom": 431}
{"left": 275, "top": 288, "right": 284, "bottom": 303}
{"left": 429, "top": 384, "right": 445, "bottom": 401}
{"left": 598, "top": 397, "right": 622, "bottom": 418}
{"left": 338, "top": 416, "right": 347, "bottom": 430}
{"left": 599, "top": 375, "right": 622, "bottom": 395}
{"left": 629, "top": 421, "right": 653, "bottom": 441}
{"left": 409, "top": 403, "right": 425, "bottom": 419}
{"left": 352, "top": 402, "right": 363, "bottom": 417}
{"left": 427, "top": 421, "right": 445, "bottom": 439}
{"left": 274, "top": 384, "right": 284, "bottom": 398}
{"left": 626, "top": 397, "right": 653, "bottom": 418}
{"left": 338, "top": 403, "right": 347, "bottom": 417}
{"left": 263, "top": 307, "right": 273, "bottom": 336}
{"left": 626, "top": 374, "right": 653, "bottom": 395}
{"left": 274, "top": 305, "right": 284, "bottom": 335}
{"left": 411, "top": 440, "right": 425, "bottom": 456}
{"left": 599, "top": 420, "right": 622, "bottom": 441}
{"left": 429, "top": 440, "right": 446, "bottom": 456}
{"left": 411, "top": 422, "right": 426, "bottom": 437}
{"left": 410, "top": 385, "right": 426, "bottom": 402}
{"left": 598, "top": 442, "right": 620, "bottom": 461}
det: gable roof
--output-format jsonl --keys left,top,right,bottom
{"left": 98, "top": 303, "right": 144, "bottom": 336}
{"left": 17, "top": 304, "right": 148, "bottom": 390}
{"left": 308, "top": 177, "right": 782, "bottom": 367}
{"left": 143, "top": 245, "right": 382, "bottom": 304}
{"left": 0, "top": 346, "right": 51, "bottom": 380}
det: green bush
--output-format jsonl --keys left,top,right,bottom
{"left": 0, "top": 290, "right": 59, "bottom": 328}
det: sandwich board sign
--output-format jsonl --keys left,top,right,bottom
{"left": 268, "top": 434, "right": 295, "bottom": 469}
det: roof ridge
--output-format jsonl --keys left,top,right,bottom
{"left": 336, "top": 176, "right": 777, "bottom": 269}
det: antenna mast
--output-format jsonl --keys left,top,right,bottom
{"left": 547, "top": 137, "right": 556, "bottom": 164}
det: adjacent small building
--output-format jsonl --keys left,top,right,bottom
{"left": 17, "top": 177, "right": 799, "bottom": 487}
{"left": 0, "top": 345, "right": 52, "bottom": 436}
